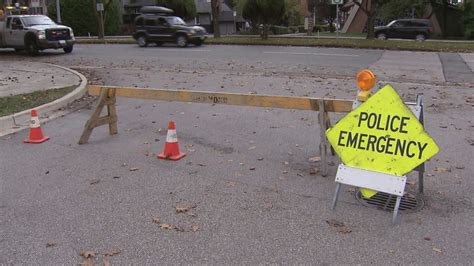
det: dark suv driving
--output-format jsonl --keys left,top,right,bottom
{"left": 132, "top": 6, "right": 207, "bottom": 47}
{"left": 375, "top": 19, "right": 433, "bottom": 41}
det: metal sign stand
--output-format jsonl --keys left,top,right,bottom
{"left": 331, "top": 94, "right": 425, "bottom": 225}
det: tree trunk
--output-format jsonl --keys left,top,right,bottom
{"left": 92, "top": 0, "right": 104, "bottom": 39}
{"left": 307, "top": 14, "right": 314, "bottom": 36}
{"left": 211, "top": 0, "right": 221, "bottom": 38}
{"left": 366, "top": 13, "right": 375, "bottom": 39}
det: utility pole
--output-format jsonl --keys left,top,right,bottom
{"left": 56, "top": 0, "right": 61, "bottom": 24}
{"left": 96, "top": 0, "right": 105, "bottom": 39}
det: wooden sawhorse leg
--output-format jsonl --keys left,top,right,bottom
{"left": 78, "top": 88, "right": 118, "bottom": 144}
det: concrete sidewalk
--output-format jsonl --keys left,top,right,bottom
{"left": 0, "top": 61, "right": 88, "bottom": 137}
{"left": 0, "top": 61, "right": 81, "bottom": 97}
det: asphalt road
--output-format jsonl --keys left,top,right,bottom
{"left": 1, "top": 44, "right": 473, "bottom": 264}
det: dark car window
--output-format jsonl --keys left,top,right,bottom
{"left": 158, "top": 17, "right": 167, "bottom": 26}
{"left": 135, "top": 17, "right": 144, "bottom": 26}
{"left": 145, "top": 18, "right": 156, "bottom": 26}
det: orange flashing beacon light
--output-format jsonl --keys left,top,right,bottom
{"left": 356, "top": 69, "right": 376, "bottom": 102}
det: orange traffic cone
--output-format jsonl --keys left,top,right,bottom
{"left": 158, "top": 120, "right": 186, "bottom": 160}
{"left": 24, "top": 109, "right": 49, "bottom": 144}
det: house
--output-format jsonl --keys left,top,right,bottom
{"left": 195, "top": 0, "right": 245, "bottom": 34}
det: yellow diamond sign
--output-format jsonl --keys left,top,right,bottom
{"left": 326, "top": 85, "right": 439, "bottom": 195}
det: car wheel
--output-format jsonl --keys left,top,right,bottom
{"left": 194, "top": 41, "right": 203, "bottom": 47}
{"left": 137, "top": 35, "right": 148, "bottom": 47}
{"left": 176, "top": 35, "right": 188, "bottom": 48}
{"left": 25, "top": 40, "right": 39, "bottom": 56}
{"left": 155, "top": 42, "right": 163, "bottom": 46}
{"left": 376, "top": 33, "right": 387, "bottom": 40}
{"left": 14, "top": 48, "right": 24, "bottom": 53}
{"left": 63, "top": 46, "right": 73, "bottom": 54}
{"left": 415, "top": 34, "right": 426, "bottom": 41}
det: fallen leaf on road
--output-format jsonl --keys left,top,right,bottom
{"left": 248, "top": 146, "right": 256, "bottom": 150}
{"left": 227, "top": 181, "right": 236, "bottom": 187}
{"left": 160, "top": 224, "right": 174, "bottom": 230}
{"left": 176, "top": 205, "right": 190, "bottom": 213}
{"left": 326, "top": 219, "right": 352, "bottom": 234}
{"left": 197, "top": 163, "right": 206, "bottom": 167}
{"left": 434, "top": 167, "right": 450, "bottom": 173}
{"left": 80, "top": 251, "right": 96, "bottom": 258}
{"left": 129, "top": 167, "right": 139, "bottom": 171}
{"left": 309, "top": 168, "right": 318, "bottom": 175}
{"left": 191, "top": 224, "right": 200, "bottom": 232}
{"left": 309, "top": 156, "right": 321, "bottom": 162}
{"left": 90, "top": 179, "right": 100, "bottom": 185}
{"left": 284, "top": 161, "right": 289, "bottom": 165}
{"left": 249, "top": 167, "right": 256, "bottom": 170}
{"left": 433, "top": 247, "right": 442, "bottom": 253}
{"left": 257, "top": 157, "right": 264, "bottom": 161}
{"left": 455, "top": 165, "right": 465, "bottom": 169}
{"left": 424, "top": 237, "right": 431, "bottom": 241}
{"left": 297, "top": 173, "right": 303, "bottom": 177}
{"left": 152, "top": 217, "right": 160, "bottom": 224}
{"left": 46, "top": 241, "right": 56, "bottom": 247}
{"left": 174, "top": 225, "right": 186, "bottom": 232}
{"left": 103, "top": 249, "right": 121, "bottom": 256}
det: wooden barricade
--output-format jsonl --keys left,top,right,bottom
{"left": 79, "top": 85, "right": 354, "bottom": 176}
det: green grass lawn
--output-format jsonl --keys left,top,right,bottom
{"left": 206, "top": 36, "right": 474, "bottom": 53}
{"left": 0, "top": 86, "right": 75, "bottom": 117}
{"left": 75, "top": 36, "right": 474, "bottom": 53}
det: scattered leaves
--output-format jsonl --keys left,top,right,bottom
{"left": 80, "top": 251, "right": 96, "bottom": 258}
{"left": 434, "top": 167, "right": 451, "bottom": 173}
{"left": 159, "top": 223, "right": 174, "bottom": 230}
{"left": 90, "top": 179, "right": 100, "bottom": 185}
{"left": 174, "top": 225, "right": 186, "bottom": 232}
{"left": 432, "top": 247, "right": 442, "bottom": 253}
{"left": 103, "top": 249, "right": 121, "bottom": 256}
{"left": 46, "top": 241, "right": 56, "bottom": 247}
{"left": 309, "top": 168, "right": 318, "bottom": 175}
{"left": 308, "top": 156, "right": 321, "bottom": 162}
{"left": 257, "top": 157, "right": 264, "bottom": 161}
{"left": 326, "top": 219, "right": 352, "bottom": 234}
{"left": 152, "top": 217, "right": 161, "bottom": 224}
{"left": 191, "top": 224, "right": 200, "bottom": 232}
{"left": 176, "top": 205, "right": 190, "bottom": 213}
{"left": 129, "top": 167, "right": 139, "bottom": 172}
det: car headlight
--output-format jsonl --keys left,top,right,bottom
{"left": 38, "top": 30, "right": 46, "bottom": 39}
{"left": 189, "top": 29, "right": 196, "bottom": 34}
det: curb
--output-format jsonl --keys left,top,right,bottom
{"left": 0, "top": 63, "right": 88, "bottom": 137}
